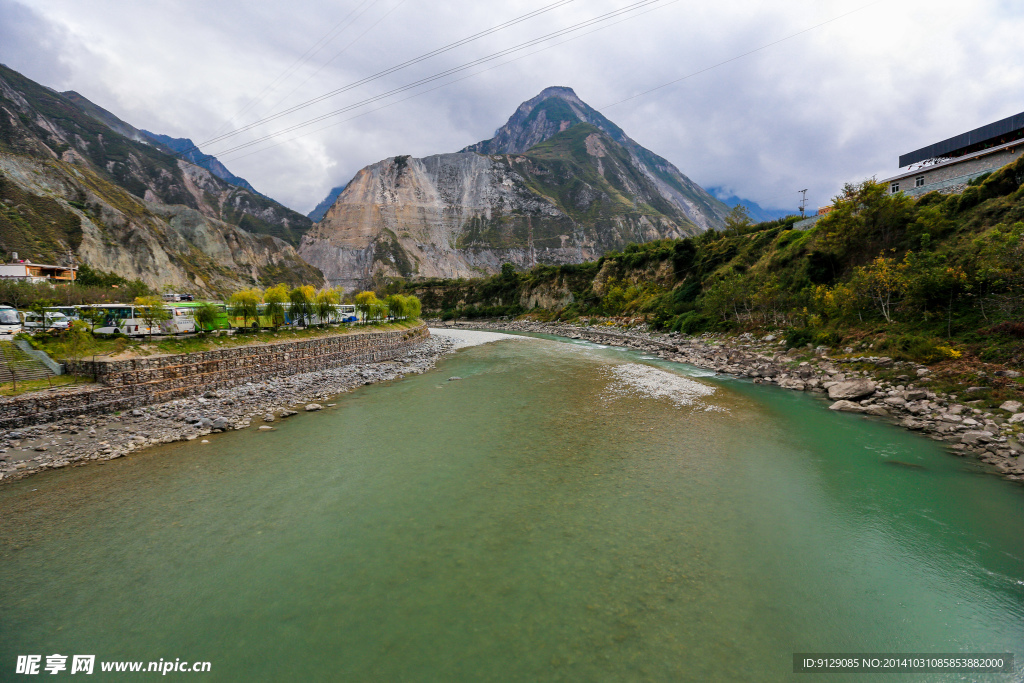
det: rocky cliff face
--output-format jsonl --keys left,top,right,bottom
{"left": 0, "top": 65, "right": 321, "bottom": 294}
{"left": 301, "top": 124, "right": 700, "bottom": 290}
{"left": 302, "top": 87, "right": 729, "bottom": 289}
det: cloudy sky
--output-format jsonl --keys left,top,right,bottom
{"left": 2, "top": 0, "right": 1023, "bottom": 215}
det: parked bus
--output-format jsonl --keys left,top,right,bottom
{"left": 173, "top": 301, "right": 231, "bottom": 332}
{"left": 88, "top": 304, "right": 200, "bottom": 336}
{"left": 0, "top": 305, "right": 22, "bottom": 334}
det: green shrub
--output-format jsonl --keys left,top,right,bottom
{"left": 785, "top": 328, "right": 815, "bottom": 348}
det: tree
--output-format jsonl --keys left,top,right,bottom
{"left": 288, "top": 285, "right": 315, "bottom": 326}
{"left": 263, "top": 283, "right": 289, "bottom": 329}
{"left": 406, "top": 295, "right": 422, "bottom": 320}
{"left": 354, "top": 291, "right": 379, "bottom": 323}
{"left": 133, "top": 295, "right": 171, "bottom": 340}
{"left": 314, "top": 288, "right": 340, "bottom": 326}
{"left": 229, "top": 288, "right": 262, "bottom": 330}
{"left": 724, "top": 205, "right": 752, "bottom": 235}
{"left": 852, "top": 255, "right": 908, "bottom": 323}
{"left": 59, "top": 320, "right": 92, "bottom": 381}
{"left": 193, "top": 302, "right": 220, "bottom": 334}
{"left": 384, "top": 294, "right": 407, "bottom": 320}
{"left": 78, "top": 306, "right": 107, "bottom": 333}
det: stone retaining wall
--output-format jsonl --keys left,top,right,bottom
{"left": 0, "top": 325, "right": 429, "bottom": 428}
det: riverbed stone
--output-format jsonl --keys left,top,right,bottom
{"left": 829, "top": 400, "right": 865, "bottom": 413}
{"left": 1009, "top": 413, "right": 1024, "bottom": 425}
{"left": 305, "top": 404, "right": 322, "bottom": 412}
{"left": 263, "top": 414, "right": 275, "bottom": 423}
{"left": 827, "top": 379, "right": 876, "bottom": 401}
{"left": 960, "top": 431, "right": 995, "bottom": 445}
{"left": 999, "top": 400, "right": 1022, "bottom": 413}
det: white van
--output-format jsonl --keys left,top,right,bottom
{"left": 0, "top": 306, "right": 22, "bottom": 334}
{"left": 22, "top": 311, "right": 71, "bottom": 332}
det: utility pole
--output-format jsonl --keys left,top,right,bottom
{"left": 798, "top": 189, "right": 808, "bottom": 218}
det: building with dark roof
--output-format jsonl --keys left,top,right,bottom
{"left": 881, "top": 111, "right": 1024, "bottom": 197}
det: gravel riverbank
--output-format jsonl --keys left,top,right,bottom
{"left": 0, "top": 335, "right": 462, "bottom": 484}
{"left": 450, "top": 319, "right": 1024, "bottom": 484}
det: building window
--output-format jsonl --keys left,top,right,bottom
{"left": 915, "top": 176, "right": 925, "bottom": 187}
{"left": 890, "top": 182, "right": 899, "bottom": 194}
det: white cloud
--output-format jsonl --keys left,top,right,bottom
{"left": 2, "top": 0, "right": 1023, "bottom": 216}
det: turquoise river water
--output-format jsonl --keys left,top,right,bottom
{"left": 0, "top": 333, "right": 1022, "bottom": 681}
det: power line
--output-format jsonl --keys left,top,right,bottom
{"left": 260, "top": 0, "right": 409, "bottom": 120}
{"left": 596, "top": 0, "right": 884, "bottom": 111}
{"left": 219, "top": 0, "right": 680, "bottom": 164}
{"left": 207, "top": 0, "right": 665, "bottom": 158}
{"left": 212, "top": 0, "right": 379, "bottom": 137}
{"left": 194, "top": 0, "right": 579, "bottom": 152}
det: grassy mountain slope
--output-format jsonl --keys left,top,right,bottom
{"left": 406, "top": 158, "right": 1024, "bottom": 373}
{"left": 0, "top": 65, "right": 321, "bottom": 293}
{"left": 0, "top": 65, "right": 311, "bottom": 246}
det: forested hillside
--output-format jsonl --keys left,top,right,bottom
{"left": 406, "top": 157, "right": 1024, "bottom": 368}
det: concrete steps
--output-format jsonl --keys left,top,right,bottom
{"left": 0, "top": 341, "right": 56, "bottom": 384}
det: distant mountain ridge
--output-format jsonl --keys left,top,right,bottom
{"left": 140, "top": 131, "right": 260, "bottom": 195}
{"left": 707, "top": 188, "right": 793, "bottom": 223}
{"left": 308, "top": 184, "right": 346, "bottom": 222}
{"left": 300, "top": 87, "right": 729, "bottom": 289}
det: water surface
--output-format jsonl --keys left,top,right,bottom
{"left": 1, "top": 336, "right": 1022, "bottom": 681}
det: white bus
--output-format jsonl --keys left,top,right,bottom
{"left": 0, "top": 305, "right": 22, "bottom": 334}
{"left": 90, "top": 304, "right": 198, "bottom": 337}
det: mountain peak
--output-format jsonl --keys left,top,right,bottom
{"left": 461, "top": 85, "right": 615, "bottom": 156}
{"left": 458, "top": 86, "right": 728, "bottom": 231}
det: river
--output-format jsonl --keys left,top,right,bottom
{"left": 1, "top": 333, "right": 1022, "bottom": 681}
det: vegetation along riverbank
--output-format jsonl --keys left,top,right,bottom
{"left": 403, "top": 164, "right": 1024, "bottom": 373}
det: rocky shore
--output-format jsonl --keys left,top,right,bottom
{"left": 452, "top": 319, "right": 1024, "bottom": 483}
{"left": 0, "top": 335, "right": 458, "bottom": 484}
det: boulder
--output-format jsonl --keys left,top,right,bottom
{"left": 960, "top": 431, "right": 994, "bottom": 445}
{"left": 211, "top": 417, "right": 229, "bottom": 430}
{"left": 778, "top": 378, "right": 806, "bottom": 391}
{"left": 263, "top": 414, "right": 275, "bottom": 423}
{"left": 827, "top": 379, "right": 876, "bottom": 401}
{"left": 884, "top": 397, "right": 907, "bottom": 407}
{"left": 305, "top": 404, "right": 323, "bottom": 412}
{"left": 999, "top": 400, "right": 1022, "bottom": 414}
{"left": 904, "top": 389, "right": 928, "bottom": 401}
{"left": 864, "top": 405, "right": 890, "bottom": 417}
{"left": 1009, "top": 413, "right": 1024, "bottom": 425}
{"left": 829, "top": 400, "right": 865, "bottom": 413}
